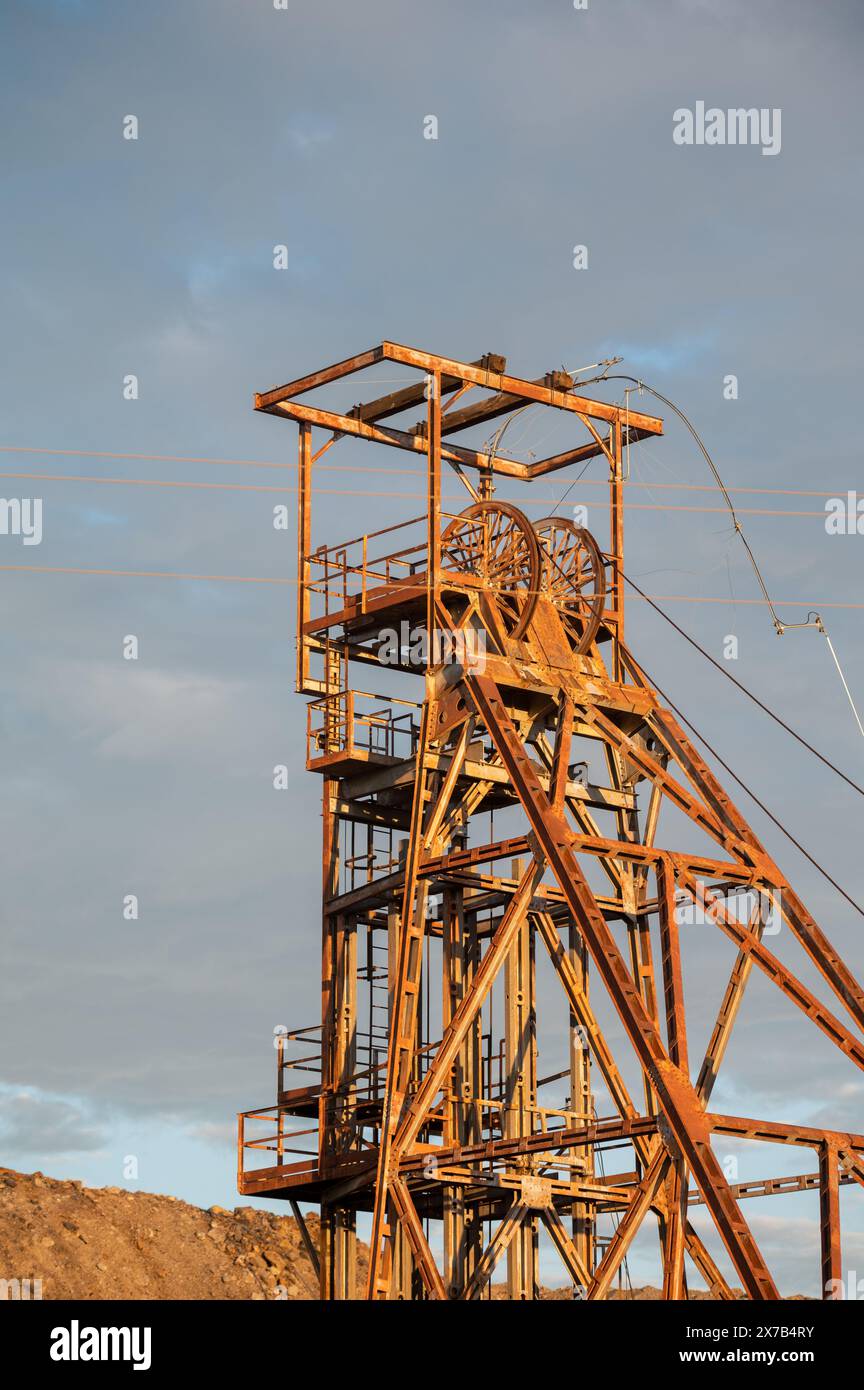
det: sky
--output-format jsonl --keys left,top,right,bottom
{"left": 1, "top": 0, "right": 863, "bottom": 1296}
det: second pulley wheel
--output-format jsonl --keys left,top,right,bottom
{"left": 533, "top": 516, "right": 606, "bottom": 653}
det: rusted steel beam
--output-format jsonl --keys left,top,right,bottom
{"left": 462, "top": 1202, "right": 529, "bottom": 1300}
{"left": 689, "top": 1169, "right": 859, "bottom": 1204}
{"left": 390, "top": 1177, "right": 447, "bottom": 1300}
{"left": 255, "top": 346, "right": 385, "bottom": 408}
{"left": 680, "top": 872, "right": 864, "bottom": 1073}
{"left": 684, "top": 1224, "right": 735, "bottom": 1300}
{"left": 257, "top": 342, "right": 663, "bottom": 434}
{"left": 397, "top": 1114, "right": 660, "bottom": 1175}
{"left": 550, "top": 692, "right": 574, "bottom": 813}
{"left": 422, "top": 830, "right": 760, "bottom": 885}
{"left": 431, "top": 371, "right": 574, "bottom": 438}
{"left": 707, "top": 1111, "right": 864, "bottom": 1151}
{"left": 839, "top": 1149, "right": 864, "bottom": 1189}
{"left": 380, "top": 342, "right": 664, "bottom": 433}
{"left": 661, "top": 1165, "right": 689, "bottom": 1300}
{"left": 265, "top": 396, "right": 530, "bottom": 477}
{"left": 541, "top": 1204, "right": 592, "bottom": 1289}
{"left": 818, "top": 1143, "right": 842, "bottom": 1298}
{"left": 426, "top": 371, "right": 442, "bottom": 644}
{"left": 696, "top": 902, "right": 765, "bottom": 1103}
{"left": 656, "top": 858, "right": 689, "bottom": 1073}
{"left": 349, "top": 354, "right": 505, "bottom": 425}
{"left": 527, "top": 426, "right": 656, "bottom": 479}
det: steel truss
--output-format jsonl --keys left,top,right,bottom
{"left": 237, "top": 343, "right": 864, "bottom": 1300}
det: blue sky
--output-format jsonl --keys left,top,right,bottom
{"left": 1, "top": 0, "right": 863, "bottom": 1293}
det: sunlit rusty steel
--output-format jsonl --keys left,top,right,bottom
{"left": 237, "top": 342, "right": 861, "bottom": 1300}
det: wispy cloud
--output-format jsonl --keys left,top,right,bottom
{"left": 603, "top": 330, "right": 718, "bottom": 374}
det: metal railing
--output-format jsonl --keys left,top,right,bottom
{"left": 308, "top": 514, "right": 427, "bottom": 618}
{"left": 305, "top": 509, "right": 467, "bottom": 618}
{"left": 237, "top": 1105, "right": 319, "bottom": 1183}
{"left": 275, "top": 1024, "right": 323, "bottom": 1093}
{"left": 307, "top": 689, "right": 420, "bottom": 763}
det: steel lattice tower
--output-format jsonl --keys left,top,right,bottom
{"left": 237, "top": 342, "right": 864, "bottom": 1300}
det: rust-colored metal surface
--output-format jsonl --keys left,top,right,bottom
{"left": 237, "top": 342, "right": 863, "bottom": 1299}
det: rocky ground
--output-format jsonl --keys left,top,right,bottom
{"left": 0, "top": 1167, "right": 332, "bottom": 1300}
{"left": 0, "top": 1167, "right": 748, "bottom": 1300}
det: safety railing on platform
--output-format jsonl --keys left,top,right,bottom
{"left": 305, "top": 509, "right": 468, "bottom": 620}
{"left": 307, "top": 513, "right": 428, "bottom": 619}
{"left": 237, "top": 1105, "right": 320, "bottom": 1184}
{"left": 307, "top": 689, "right": 421, "bottom": 763}
{"left": 275, "top": 1024, "right": 323, "bottom": 1095}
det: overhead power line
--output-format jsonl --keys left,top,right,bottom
{"left": 623, "top": 571, "right": 864, "bottom": 799}
{"left": 0, "top": 441, "right": 858, "bottom": 501}
{"left": 0, "top": 469, "right": 847, "bottom": 521}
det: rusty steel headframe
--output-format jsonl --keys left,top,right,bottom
{"left": 237, "top": 342, "right": 864, "bottom": 1300}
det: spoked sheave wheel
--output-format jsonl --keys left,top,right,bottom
{"left": 441, "top": 501, "right": 540, "bottom": 641}
{"left": 533, "top": 517, "right": 606, "bottom": 653}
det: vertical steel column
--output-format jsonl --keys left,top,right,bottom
{"left": 321, "top": 1204, "right": 356, "bottom": 1301}
{"left": 505, "top": 859, "right": 539, "bottom": 1299}
{"left": 568, "top": 922, "right": 594, "bottom": 1279}
{"left": 442, "top": 883, "right": 482, "bottom": 1296}
{"left": 385, "top": 901, "right": 413, "bottom": 1299}
{"left": 319, "top": 774, "right": 340, "bottom": 1297}
{"left": 426, "top": 370, "right": 442, "bottom": 651}
{"left": 296, "top": 422, "right": 312, "bottom": 693}
{"left": 331, "top": 916, "right": 357, "bottom": 1157}
{"left": 819, "top": 1141, "right": 841, "bottom": 1298}
{"left": 321, "top": 907, "right": 357, "bottom": 1298}
{"left": 610, "top": 416, "right": 625, "bottom": 679}
{"left": 367, "top": 704, "right": 436, "bottom": 1296}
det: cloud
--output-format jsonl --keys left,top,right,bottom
{"left": 185, "top": 1120, "right": 236, "bottom": 1148}
{"left": 0, "top": 1086, "right": 106, "bottom": 1157}
{"left": 602, "top": 330, "right": 718, "bottom": 374}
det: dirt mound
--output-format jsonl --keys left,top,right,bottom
{"left": 0, "top": 1167, "right": 330, "bottom": 1300}
{"left": 0, "top": 1167, "right": 757, "bottom": 1300}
